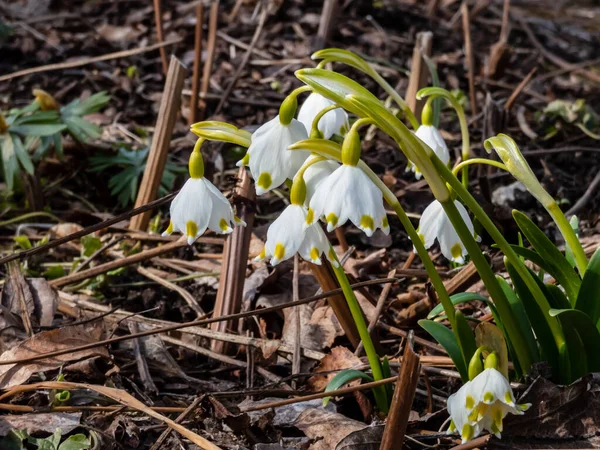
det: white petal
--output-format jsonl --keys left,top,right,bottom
{"left": 298, "top": 93, "right": 349, "bottom": 139}
{"left": 470, "top": 368, "right": 514, "bottom": 406}
{"left": 297, "top": 224, "right": 329, "bottom": 264}
{"left": 303, "top": 157, "right": 340, "bottom": 204}
{"left": 203, "top": 178, "right": 236, "bottom": 234}
{"left": 264, "top": 205, "right": 307, "bottom": 265}
{"left": 308, "top": 166, "right": 346, "bottom": 229}
{"left": 169, "top": 178, "right": 212, "bottom": 242}
{"left": 248, "top": 116, "right": 309, "bottom": 195}
{"left": 342, "top": 166, "right": 386, "bottom": 237}
{"left": 416, "top": 125, "right": 450, "bottom": 165}
{"left": 416, "top": 200, "right": 444, "bottom": 249}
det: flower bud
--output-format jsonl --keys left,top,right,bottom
{"left": 279, "top": 94, "right": 298, "bottom": 125}
{"left": 341, "top": 127, "right": 361, "bottom": 166}
{"left": 33, "top": 89, "right": 59, "bottom": 111}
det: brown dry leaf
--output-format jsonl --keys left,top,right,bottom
{"left": 310, "top": 305, "right": 345, "bottom": 349}
{"left": 97, "top": 24, "right": 144, "bottom": 42}
{"left": 0, "top": 325, "right": 109, "bottom": 389}
{"left": 50, "top": 223, "right": 83, "bottom": 239}
{"left": 308, "top": 346, "right": 363, "bottom": 392}
{"left": 295, "top": 407, "right": 367, "bottom": 450}
{"left": 0, "top": 412, "right": 81, "bottom": 436}
{"left": 0, "top": 381, "right": 223, "bottom": 450}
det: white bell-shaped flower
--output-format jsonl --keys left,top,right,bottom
{"left": 302, "top": 156, "right": 340, "bottom": 205}
{"left": 308, "top": 164, "right": 389, "bottom": 237}
{"left": 447, "top": 381, "right": 483, "bottom": 444}
{"left": 468, "top": 368, "right": 530, "bottom": 438}
{"left": 163, "top": 177, "right": 244, "bottom": 245}
{"left": 255, "top": 204, "right": 336, "bottom": 266}
{"left": 409, "top": 124, "right": 450, "bottom": 179}
{"left": 297, "top": 92, "right": 349, "bottom": 139}
{"left": 239, "top": 115, "right": 309, "bottom": 195}
{"left": 416, "top": 200, "right": 478, "bottom": 264}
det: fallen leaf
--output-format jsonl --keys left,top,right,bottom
{"left": 310, "top": 306, "right": 345, "bottom": 349}
{"left": 0, "top": 325, "right": 109, "bottom": 389}
{"left": 308, "top": 346, "right": 363, "bottom": 392}
{"left": 97, "top": 24, "right": 144, "bottom": 42}
{"left": 50, "top": 223, "right": 83, "bottom": 239}
{"left": 0, "top": 412, "right": 81, "bottom": 436}
{"left": 336, "top": 425, "right": 384, "bottom": 450}
{"left": 295, "top": 407, "right": 367, "bottom": 450}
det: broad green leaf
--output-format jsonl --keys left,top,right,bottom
{"left": 497, "top": 276, "right": 539, "bottom": 376}
{"left": 419, "top": 319, "right": 468, "bottom": 381}
{"left": 455, "top": 310, "right": 477, "bottom": 369}
{"left": 10, "top": 124, "right": 67, "bottom": 137}
{"left": 475, "top": 322, "right": 509, "bottom": 379}
{"left": 506, "top": 261, "right": 558, "bottom": 372}
{"left": 13, "top": 235, "right": 32, "bottom": 250}
{"left": 513, "top": 210, "right": 581, "bottom": 304}
{"left": 12, "top": 110, "right": 60, "bottom": 124}
{"left": 65, "top": 116, "right": 101, "bottom": 141}
{"left": 427, "top": 292, "right": 499, "bottom": 321}
{"left": 575, "top": 248, "right": 600, "bottom": 325}
{"left": 550, "top": 308, "right": 600, "bottom": 374}
{"left": 564, "top": 216, "right": 579, "bottom": 268}
{"left": 11, "top": 134, "right": 34, "bottom": 175}
{"left": 323, "top": 369, "right": 373, "bottom": 406}
{"left": 545, "top": 284, "right": 571, "bottom": 310}
{"left": 190, "top": 121, "right": 253, "bottom": 147}
{"left": 61, "top": 92, "right": 110, "bottom": 117}
{"left": 58, "top": 434, "right": 91, "bottom": 450}
{"left": 81, "top": 235, "right": 102, "bottom": 257}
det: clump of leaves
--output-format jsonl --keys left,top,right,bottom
{"left": 88, "top": 144, "right": 185, "bottom": 207}
{"left": 0, "top": 429, "right": 92, "bottom": 450}
{"left": 537, "top": 99, "right": 600, "bottom": 140}
{"left": 0, "top": 90, "right": 110, "bottom": 193}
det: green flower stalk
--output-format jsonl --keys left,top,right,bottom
{"left": 484, "top": 134, "right": 588, "bottom": 274}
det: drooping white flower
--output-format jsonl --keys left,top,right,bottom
{"left": 468, "top": 368, "right": 530, "bottom": 438}
{"left": 302, "top": 156, "right": 340, "bottom": 204}
{"left": 163, "top": 177, "right": 244, "bottom": 245}
{"left": 255, "top": 204, "right": 337, "bottom": 266}
{"left": 447, "top": 381, "right": 482, "bottom": 444}
{"left": 416, "top": 200, "right": 478, "bottom": 264}
{"left": 308, "top": 164, "right": 389, "bottom": 237}
{"left": 297, "top": 93, "right": 349, "bottom": 139}
{"left": 239, "top": 115, "right": 309, "bottom": 195}
{"left": 409, "top": 125, "right": 450, "bottom": 179}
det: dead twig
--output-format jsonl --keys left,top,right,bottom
{"left": 130, "top": 56, "right": 186, "bottom": 231}
{"left": 0, "top": 38, "right": 182, "bottom": 83}
{"left": 152, "top": 0, "right": 169, "bottom": 75}
{"left": 198, "top": 0, "right": 219, "bottom": 120}
{"left": 461, "top": 2, "right": 478, "bottom": 115}
{"left": 566, "top": 171, "right": 600, "bottom": 217}
{"left": 149, "top": 397, "right": 202, "bottom": 450}
{"left": 50, "top": 238, "right": 188, "bottom": 288}
{"left": 405, "top": 31, "right": 433, "bottom": 120}
{"left": 504, "top": 66, "right": 537, "bottom": 111}
{"left": 215, "top": 2, "right": 268, "bottom": 113}
{"left": 380, "top": 333, "right": 421, "bottom": 450}
{"left": 189, "top": 3, "right": 205, "bottom": 125}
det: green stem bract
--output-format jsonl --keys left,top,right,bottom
{"left": 330, "top": 250, "right": 389, "bottom": 413}
{"left": 311, "top": 104, "right": 339, "bottom": 138}
{"left": 432, "top": 156, "right": 566, "bottom": 366}
{"left": 547, "top": 202, "right": 588, "bottom": 275}
{"left": 452, "top": 158, "right": 507, "bottom": 177}
{"left": 417, "top": 87, "right": 470, "bottom": 188}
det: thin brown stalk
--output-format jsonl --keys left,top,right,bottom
{"left": 461, "top": 2, "right": 477, "bottom": 115}
{"left": 405, "top": 31, "right": 433, "bottom": 120}
{"left": 198, "top": 1, "right": 219, "bottom": 120}
{"left": 0, "top": 38, "right": 181, "bottom": 83}
{"left": 153, "top": 0, "right": 169, "bottom": 75}
{"left": 149, "top": 397, "right": 202, "bottom": 450}
{"left": 189, "top": 3, "right": 204, "bottom": 125}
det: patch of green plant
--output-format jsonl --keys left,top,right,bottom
{"left": 0, "top": 429, "right": 91, "bottom": 450}
{"left": 88, "top": 144, "right": 185, "bottom": 207}
{"left": 537, "top": 98, "right": 600, "bottom": 140}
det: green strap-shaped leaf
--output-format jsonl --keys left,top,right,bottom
{"left": 419, "top": 319, "right": 468, "bottom": 381}
{"left": 11, "top": 134, "right": 34, "bottom": 175}
{"left": 427, "top": 292, "right": 499, "bottom": 321}
{"left": 1, "top": 135, "right": 18, "bottom": 191}
{"left": 190, "top": 121, "right": 252, "bottom": 147}
{"left": 545, "top": 284, "right": 571, "bottom": 310}
{"left": 455, "top": 310, "right": 477, "bottom": 371}
{"left": 323, "top": 369, "right": 374, "bottom": 406}
{"left": 550, "top": 308, "right": 600, "bottom": 374}
{"left": 506, "top": 261, "right": 559, "bottom": 373}
{"left": 575, "top": 248, "right": 600, "bottom": 325}
{"left": 513, "top": 210, "right": 581, "bottom": 304}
